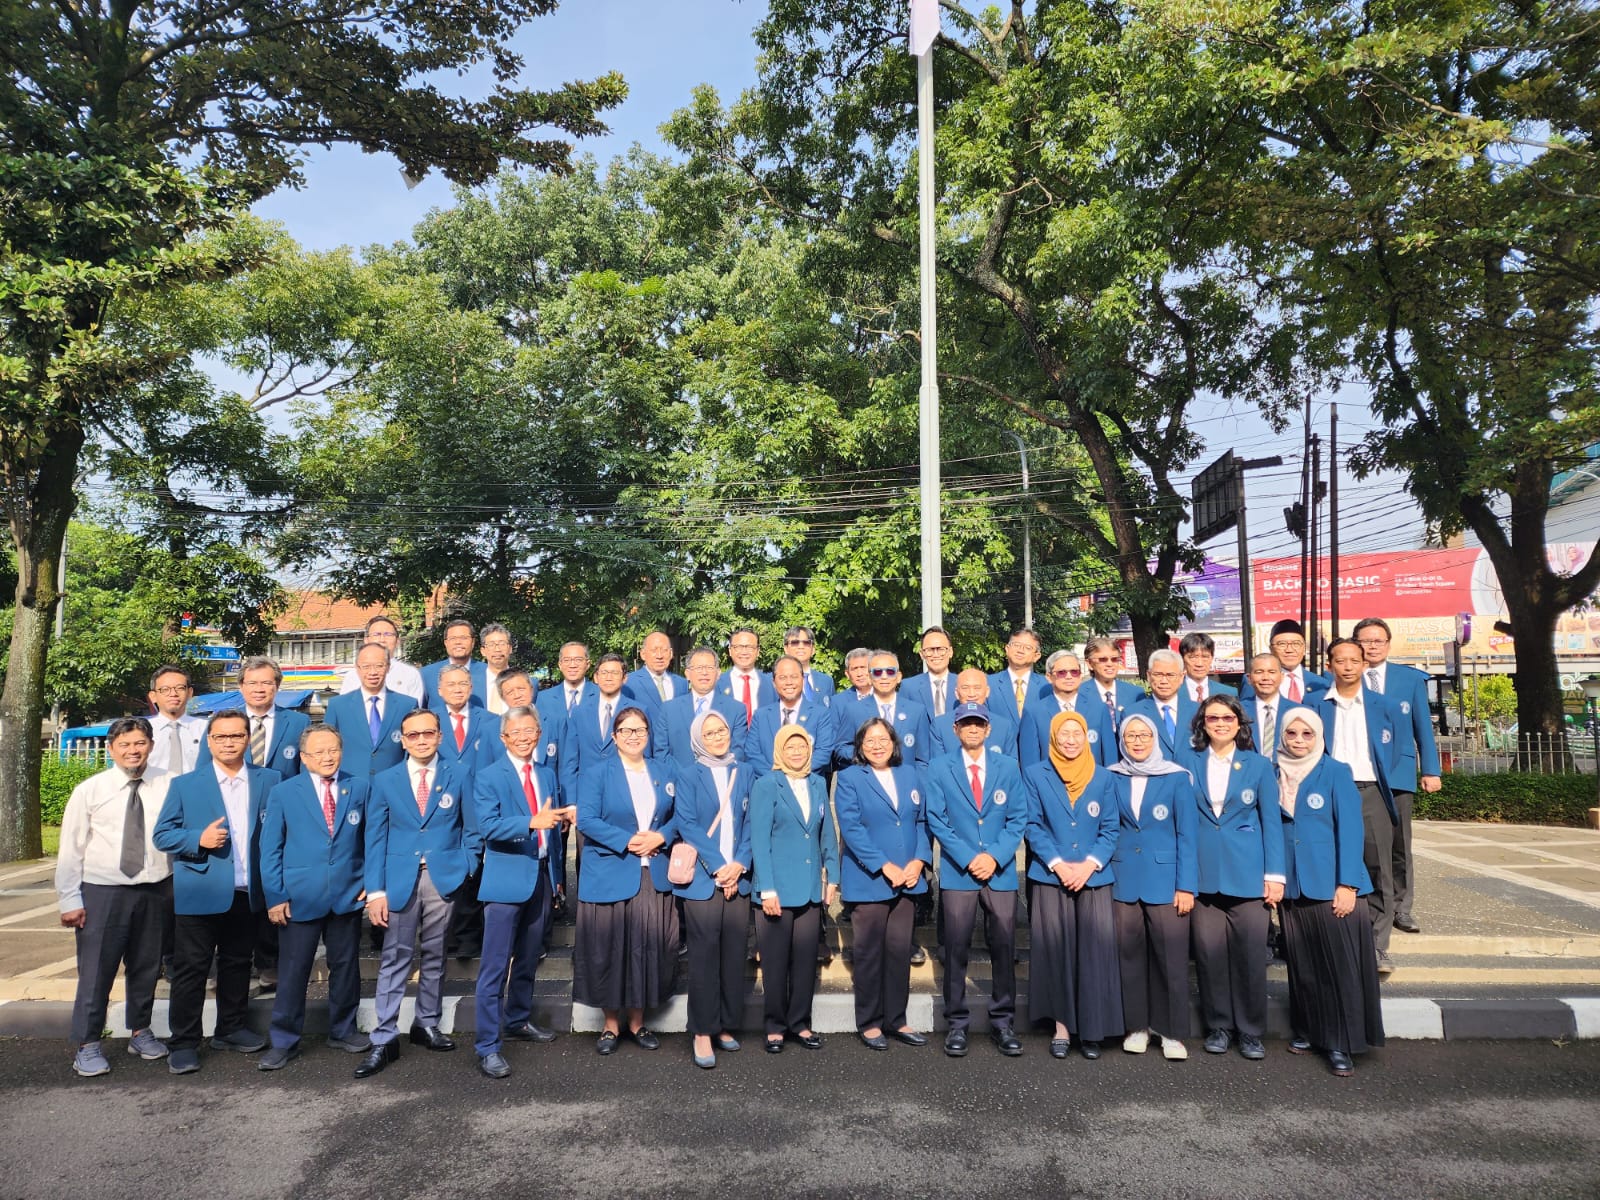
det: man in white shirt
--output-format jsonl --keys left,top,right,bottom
{"left": 56, "top": 717, "right": 174, "bottom": 1077}
{"left": 903, "top": 626, "right": 955, "bottom": 718}
{"left": 480, "top": 623, "right": 515, "bottom": 716}
{"left": 144, "top": 664, "right": 204, "bottom": 775}
{"left": 338, "top": 615, "right": 425, "bottom": 703}
{"left": 1179, "top": 632, "right": 1236, "bottom": 702}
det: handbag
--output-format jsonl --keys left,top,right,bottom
{"left": 667, "top": 796, "right": 727, "bottom": 886}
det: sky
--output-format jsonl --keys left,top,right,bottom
{"left": 244, "top": 0, "right": 1426, "bottom": 562}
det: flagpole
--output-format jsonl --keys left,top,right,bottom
{"left": 916, "top": 16, "right": 942, "bottom": 631}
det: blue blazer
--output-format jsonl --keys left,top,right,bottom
{"left": 622, "top": 667, "right": 689, "bottom": 723}
{"left": 153, "top": 765, "right": 281, "bottom": 915}
{"left": 1376, "top": 662, "right": 1440, "bottom": 792}
{"left": 435, "top": 706, "right": 503, "bottom": 774}
{"left": 1018, "top": 697, "right": 1116, "bottom": 769}
{"left": 1279, "top": 756, "right": 1372, "bottom": 901}
{"left": 324, "top": 689, "right": 418, "bottom": 778}
{"left": 985, "top": 670, "right": 1053, "bottom": 731}
{"left": 558, "top": 690, "right": 630, "bottom": 803}
{"left": 718, "top": 669, "right": 777, "bottom": 719}
{"left": 1123, "top": 693, "right": 1195, "bottom": 760}
{"left": 833, "top": 763, "right": 933, "bottom": 902}
{"left": 420, "top": 658, "right": 490, "bottom": 711}
{"left": 1240, "top": 669, "right": 1330, "bottom": 705}
{"left": 472, "top": 755, "right": 563, "bottom": 903}
{"left": 258, "top": 771, "right": 368, "bottom": 919}
{"left": 1082, "top": 679, "right": 1146, "bottom": 735}
{"left": 671, "top": 763, "right": 754, "bottom": 901}
{"left": 925, "top": 751, "right": 1028, "bottom": 891}
{"left": 363, "top": 757, "right": 479, "bottom": 911}
{"left": 930, "top": 708, "right": 1020, "bottom": 762}
{"left": 195, "top": 708, "right": 309, "bottom": 779}
{"left": 801, "top": 668, "right": 836, "bottom": 704}
{"left": 832, "top": 692, "right": 933, "bottom": 770}
{"left": 1240, "top": 695, "right": 1315, "bottom": 756}
{"left": 1107, "top": 771, "right": 1198, "bottom": 904}
{"left": 1181, "top": 748, "right": 1286, "bottom": 897}
{"left": 748, "top": 772, "right": 839, "bottom": 907}
{"left": 899, "top": 673, "right": 954, "bottom": 720}
{"left": 1022, "top": 762, "right": 1119, "bottom": 888}
{"left": 535, "top": 681, "right": 595, "bottom": 794}
{"left": 656, "top": 690, "right": 750, "bottom": 770}
{"left": 576, "top": 756, "right": 680, "bottom": 903}
{"left": 1316, "top": 688, "right": 1401, "bottom": 821}
{"left": 747, "top": 697, "right": 835, "bottom": 781}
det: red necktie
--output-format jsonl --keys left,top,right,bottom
{"left": 969, "top": 763, "right": 983, "bottom": 811}
{"left": 523, "top": 762, "right": 546, "bottom": 855}
{"left": 322, "top": 777, "right": 337, "bottom": 835}
{"left": 1288, "top": 673, "right": 1302, "bottom": 703}
{"left": 740, "top": 674, "right": 753, "bottom": 726}
{"left": 415, "top": 767, "right": 429, "bottom": 816}
{"left": 453, "top": 711, "right": 466, "bottom": 752}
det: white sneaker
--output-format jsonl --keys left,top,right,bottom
{"left": 1161, "top": 1037, "right": 1189, "bottom": 1061}
{"left": 1122, "top": 1029, "right": 1150, "bottom": 1054}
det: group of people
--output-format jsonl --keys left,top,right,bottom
{"left": 55, "top": 612, "right": 1440, "bottom": 1081}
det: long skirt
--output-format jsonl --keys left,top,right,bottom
{"left": 1282, "top": 894, "right": 1385, "bottom": 1055}
{"left": 1029, "top": 881, "right": 1122, "bottom": 1042}
{"left": 574, "top": 868, "right": 680, "bottom": 1011}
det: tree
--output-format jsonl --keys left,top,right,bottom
{"left": 1169, "top": 0, "right": 1600, "bottom": 750}
{"left": 0, "top": 2, "right": 625, "bottom": 861}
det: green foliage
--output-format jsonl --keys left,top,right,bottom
{"left": 1420, "top": 773, "right": 1597, "bottom": 828}
{"left": 39, "top": 756, "right": 99, "bottom": 826}
{"left": 1464, "top": 675, "right": 1519, "bottom": 729}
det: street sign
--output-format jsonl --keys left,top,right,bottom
{"left": 1192, "top": 451, "right": 1242, "bottom": 543}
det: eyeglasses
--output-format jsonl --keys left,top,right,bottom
{"left": 785, "top": 638, "right": 814, "bottom": 646}
{"left": 152, "top": 685, "right": 190, "bottom": 696}
{"left": 209, "top": 732, "right": 249, "bottom": 742}
{"left": 922, "top": 644, "right": 951, "bottom": 654}
{"left": 1051, "top": 668, "right": 1082, "bottom": 679}
{"left": 615, "top": 726, "right": 650, "bottom": 737}
{"left": 869, "top": 667, "right": 899, "bottom": 678}
{"left": 1203, "top": 714, "right": 1239, "bottom": 724}
{"left": 402, "top": 729, "right": 441, "bottom": 739}
{"left": 1355, "top": 637, "right": 1389, "bottom": 646}
{"left": 1271, "top": 638, "right": 1306, "bottom": 650}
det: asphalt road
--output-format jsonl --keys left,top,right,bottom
{"left": 2, "top": 1035, "right": 1596, "bottom": 1199}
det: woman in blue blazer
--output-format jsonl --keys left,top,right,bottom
{"left": 1183, "top": 694, "right": 1285, "bottom": 1061}
{"left": 574, "top": 705, "right": 679, "bottom": 1056}
{"left": 674, "top": 710, "right": 754, "bottom": 1069}
{"left": 833, "top": 717, "right": 931, "bottom": 1050}
{"left": 1276, "top": 709, "right": 1384, "bottom": 1077}
{"left": 749, "top": 724, "right": 840, "bottom": 1053}
{"left": 1106, "top": 713, "right": 1197, "bottom": 1061}
{"left": 1023, "top": 710, "right": 1122, "bottom": 1059}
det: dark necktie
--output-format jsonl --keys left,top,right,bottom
{"left": 249, "top": 715, "right": 267, "bottom": 766}
{"left": 119, "top": 777, "right": 145, "bottom": 877}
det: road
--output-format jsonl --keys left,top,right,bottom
{"left": 1, "top": 1035, "right": 1595, "bottom": 1199}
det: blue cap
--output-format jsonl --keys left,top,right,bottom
{"left": 951, "top": 701, "right": 991, "bottom": 724}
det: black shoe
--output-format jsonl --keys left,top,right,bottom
{"left": 1328, "top": 1050, "right": 1354, "bottom": 1077}
{"left": 944, "top": 1028, "right": 969, "bottom": 1057}
{"left": 354, "top": 1041, "right": 399, "bottom": 1079}
{"left": 409, "top": 1025, "right": 455, "bottom": 1052}
{"left": 910, "top": 945, "right": 928, "bottom": 967}
{"left": 629, "top": 1026, "right": 660, "bottom": 1051}
{"left": 794, "top": 1031, "right": 823, "bottom": 1050}
{"left": 890, "top": 1028, "right": 928, "bottom": 1047}
{"left": 595, "top": 1031, "right": 619, "bottom": 1056}
{"left": 1394, "top": 914, "right": 1421, "bottom": 934}
{"left": 1079, "top": 1040, "right": 1102, "bottom": 1060}
{"left": 1288, "top": 1035, "right": 1313, "bottom": 1055}
{"left": 1376, "top": 950, "right": 1395, "bottom": 976}
{"left": 817, "top": 945, "right": 834, "bottom": 966}
{"left": 1049, "top": 1038, "right": 1070, "bottom": 1060}
{"left": 858, "top": 1031, "right": 889, "bottom": 1051}
{"left": 478, "top": 1052, "right": 512, "bottom": 1079}
{"left": 765, "top": 1037, "right": 784, "bottom": 1054}
{"left": 504, "top": 1021, "right": 557, "bottom": 1043}
{"left": 1239, "top": 1035, "right": 1266, "bottom": 1061}
{"left": 990, "top": 1026, "right": 1023, "bottom": 1057}
{"left": 1203, "top": 1028, "right": 1232, "bottom": 1054}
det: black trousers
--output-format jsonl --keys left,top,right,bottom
{"left": 1390, "top": 789, "right": 1416, "bottom": 921}
{"left": 684, "top": 892, "right": 749, "bottom": 1035}
{"left": 169, "top": 890, "right": 257, "bottom": 1050}
{"left": 1115, "top": 899, "right": 1192, "bottom": 1040}
{"left": 850, "top": 895, "right": 916, "bottom": 1032}
{"left": 939, "top": 887, "right": 1017, "bottom": 1031}
{"left": 71, "top": 879, "right": 170, "bottom": 1045}
{"left": 269, "top": 910, "right": 363, "bottom": 1049}
{"left": 447, "top": 868, "right": 485, "bottom": 956}
{"left": 1191, "top": 893, "right": 1268, "bottom": 1039}
{"left": 757, "top": 902, "right": 821, "bottom": 1035}
{"left": 1357, "top": 781, "right": 1396, "bottom": 951}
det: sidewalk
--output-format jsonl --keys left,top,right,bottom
{"left": 4, "top": 821, "right": 1598, "bottom": 1040}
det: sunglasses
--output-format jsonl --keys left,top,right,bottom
{"left": 1051, "top": 668, "right": 1082, "bottom": 679}
{"left": 869, "top": 667, "right": 899, "bottom": 677}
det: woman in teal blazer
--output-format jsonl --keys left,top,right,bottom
{"left": 748, "top": 724, "right": 839, "bottom": 1052}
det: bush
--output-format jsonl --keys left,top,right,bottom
{"left": 1420, "top": 772, "right": 1597, "bottom": 827}
{"left": 39, "top": 756, "right": 101, "bottom": 825}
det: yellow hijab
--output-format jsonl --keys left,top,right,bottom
{"left": 772, "top": 724, "right": 816, "bottom": 781}
{"left": 1048, "top": 710, "right": 1097, "bottom": 802}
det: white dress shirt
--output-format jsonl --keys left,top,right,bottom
{"left": 340, "top": 659, "right": 425, "bottom": 703}
{"left": 214, "top": 763, "right": 252, "bottom": 889}
{"left": 787, "top": 775, "right": 812, "bottom": 824}
{"left": 54, "top": 767, "right": 173, "bottom": 911}
{"left": 1329, "top": 689, "right": 1377, "bottom": 782}
{"left": 962, "top": 747, "right": 988, "bottom": 793}
{"left": 146, "top": 715, "right": 203, "bottom": 775}
{"left": 871, "top": 766, "right": 899, "bottom": 811}
{"left": 624, "top": 764, "right": 656, "bottom": 865}
{"left": 1129, "top": 775, "right": 1148, "bottom": 821}
{"left": 1205, "top": 748, "right": 1234, "bottom": 817}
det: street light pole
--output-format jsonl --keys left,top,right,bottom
{"left": 1004, "top": 431, "right": 1032, "bottom": 629}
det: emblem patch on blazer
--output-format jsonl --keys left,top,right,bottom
{"left": 546, "top": 742, "right": 558, "bottom": 757}
{"left": 1086, "top": 801, "right": 1101, "bottom": 818}
{"left": 665, "top": 781, "right": 675, "bottom": 797}
{"left": 1152, "top": 804, "right": 1169, "bottom": 821}
{"left": 440, "top": 794, "right": 454, "bottom": 809}
{"left": 903, "top": 734, "right": 915, "bottom": 746}
{"left": 348, "top": 811, "right": 361, "bottom": 825}
{"left": 1233, "top": 761, "right": 1242, "bottom": 770}
{"left": 993, "top": 790, "right": 1007, "bottom": 805}
{"left": 1307, "top": 793, "right": 1326, "bottom": 810}
{"left": 1087, "top": 730, "right": 1098, "bottom": 743}
{"left": 1400, "top": 701, "right": 1411, "bottom": 715}
{"left": 1382, "top": 729, "right": 1393, "bottom": 743}
{"left": 391, "top": 730, "right": 402, "bottom": 743}
{"left": 283, "top": 747, "right": 296, "bottom": 760}
{"left": 1242, "top": 789, "right": 1256, "bottom": 806}
{"left": 910, "top": 789, "right": 921, "bottom": 805}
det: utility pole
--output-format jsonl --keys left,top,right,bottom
{"left": 1309, "top": 433, "right": 1322, "bottom": 663}
{"left": 1004, "top": 431, "right": 1033, "bottom": 629}
{"left": 913, "top": 3, "right": 942, "bottom": 630}
{"left": 1329, "top": 402, "right": 1340, "bottom": 639}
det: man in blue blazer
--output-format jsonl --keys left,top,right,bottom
{"left": 1241, "top": 653, "right": 1312, "bottom": 755}
{"left": 622, "top": 630, "right": 688, "bottom": 725}
{"left": 1318, "top": 637, "right": 1403, "bottom": 973}
{"left": 1179, "top": 632, "right": 1238, "bottom": 705}
{"left": 257, "top": 724, "right": 370, "bottom": 1070}
{"left": 901, "top": 626, "right": 957, "bottom": 721}
{"left": 559, "top": 653, "right": 632, "bottom": 802}
{"left": 930, "top": 669, "right": 1020, "bottom": 760}
{"left": 1019, "top": 651, "right": 1116, "bottom": 767}
{"left": 1124, "top": 649, "right": 1191, "bottom": 758}
{"left": 658, "top": 647, "right": 750, "bottom": 769}
{"left": 747, "top": 656, "right": 834, "bottom": 780}
{"left": 470, "top": 707, "right": 574, "bottom": 1078}
{"left": 721, "top": 626, "right": 777, "bottom": 726}
{"left": 833, "top": 650, "right": 933, "bottom": 770}
{"left": 925, "top": 703, "right": 1028, "bottom": 1057}
{"left": 152, "top": 710, "right": 281, "bottom": 1074}
{"left": 1354, "top": 617, "right": 1441, "bottom": 935}
{"left": 197, "top": 656, "right": 309, "bottom": 779}
{"left": 1085, "top": 635, "right": 1146, "bottom": 736}
{"left": 1241, "top": 619, "right": 1330, "bottom": 705}
{"left": 986, "top": 627, "right": 1051, "bottom": 734}
{"left": 435, "top": 664, "right": 503, "bottom": 773}
{"left": 782, "top": 625, "right": 836, "bottom": 704}
{"left": 358, "top": 708, "right": 481, "bottom": 1078}
{"left": 325, "top": 643, "right": 420, "bottom": 779}
{"left": 420, "top": 619, "right": 491, "bottom": 710}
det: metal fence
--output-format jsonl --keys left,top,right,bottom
{"left": 1441, "top": 731, "right": 1598, "bottom": 776}
{"left": 54, "top": 740, "right": 107, "bottom": 766}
